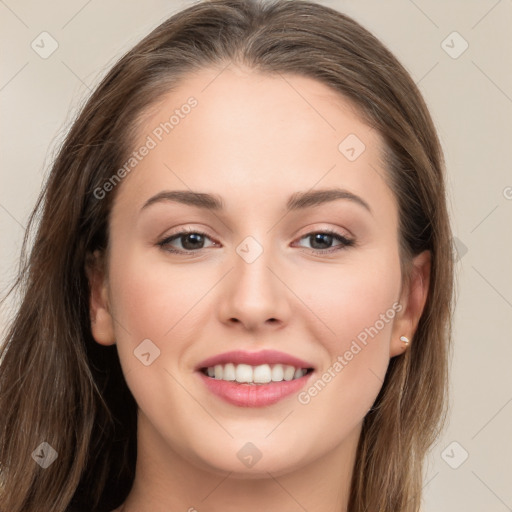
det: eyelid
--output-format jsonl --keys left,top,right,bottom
{"left": 292, "top": 228, "right": 355, "bottom": 254}
{"left": 294, "top": 223, "right": 353, "bottom": 240}
{"left": 157, "top": 224, "right": 355, "bottom": 256}
{"left": 158, "top": 226, "right": 218, "bottom": 248}
{"left": 160, "top": 223, "right": 353, "bottom": 242}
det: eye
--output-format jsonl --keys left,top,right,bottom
{"left": 157, "top": 227, "right": 355, "bottom": 255}
{"left": 157, "top": 228, "right": 217, "bottom": 254}
{"left": 294, "top": 230, "right": 355, "bottom": 254}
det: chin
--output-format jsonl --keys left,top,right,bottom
{"left": 190, "top": 441, "right": 309, "bottom": 478}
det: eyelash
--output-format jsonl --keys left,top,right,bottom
{"left": 157, "top": 227, "right": 355, "bottom": 256}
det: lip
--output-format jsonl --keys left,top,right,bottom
{"left": 195, "top": 349, "right": 315, "bottom": 408}
{"left": 197, "top": 370, "right": 314, "bottom": 407}
{"left": 195, "top": 349, "right": 315, "bottom": 370}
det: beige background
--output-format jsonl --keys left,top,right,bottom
{"left": 1, "top": 0, "right": 511, "bottom": 510}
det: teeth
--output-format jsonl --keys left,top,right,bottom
{"left": 223, "top": 363, "right": 236, "bottom": 381}
{"left": 235, "top": 364, "right": 253, "bottom": 383}
{"left": 293, "top": 368, "right": 303, "bottom": 379}
{"left": 204, "top": 363, "right": 309, "bottom": 384}
{"left": 271, "top": 364, "right": 284, "bottom": 381}
{"left": 253, "top": 364, "right": 271, "bottom": 383}
{"left": 284, "top": 365, "right": 296, "bottom": 381}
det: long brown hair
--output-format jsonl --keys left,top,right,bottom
{"left": 0, "top": 1, "right": 455, "bottom": 510}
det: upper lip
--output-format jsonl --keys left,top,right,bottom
{"left": 196, "top": 350, "right": 315, "bottom": 370}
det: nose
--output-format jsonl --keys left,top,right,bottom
{"left": 216, "top": 243, "right": 292, "bottom": 332}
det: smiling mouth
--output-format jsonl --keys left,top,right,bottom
{"left": 200, "top": 363, "right": 314, "bottom": 384}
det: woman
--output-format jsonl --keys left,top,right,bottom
{"left": 0, "top": 0, "right": 455, "bottom": 510}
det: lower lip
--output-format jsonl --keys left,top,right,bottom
{"left": 198, "top": 371, "right": 314, "bottom": 407}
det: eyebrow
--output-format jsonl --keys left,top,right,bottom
{"left": 141, "top": 188, "right": 372, "bottom": 215}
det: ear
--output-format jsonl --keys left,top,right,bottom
{"left": 390, "top": 250, "right": 431, "bottom": 357}
{"left": 85, "top": 249, "right": 116, "bottom": 346}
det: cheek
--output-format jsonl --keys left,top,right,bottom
{"left": 296, "top": 254, "right": 401, "bottom": 351}
{"left": 107, "top": 248, "right": 213, "bottom": 342}
{"left": 105, "top": 250, "right": 212, "bottom": 440}
{"left": 294, "top": 252, "right": 401, "bottom": 409}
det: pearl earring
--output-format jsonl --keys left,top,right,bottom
{"left": 400, "top": 335, "right": 409, "bottom": 345}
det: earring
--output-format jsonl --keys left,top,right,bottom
{"left": 400, "top": 335, "right": 410, "bottom": 345}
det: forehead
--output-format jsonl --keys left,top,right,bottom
{"left": 113, "top": 66, "right": 396, "bottom": 223}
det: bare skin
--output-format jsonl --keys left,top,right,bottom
{"left": 88, "top": 64, "right": 430, "bottom": 512}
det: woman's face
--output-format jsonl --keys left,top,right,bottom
{"left": 90, "top": 65, "right": 429, "bottom": 477}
